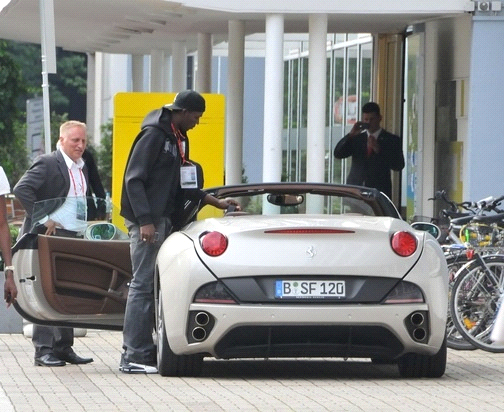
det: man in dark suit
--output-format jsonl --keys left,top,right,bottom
{"left": 334, "top": 102, "right": 405, "bottom": 199}
{"left": 13, "top": 120, "right": 94, "bottom": 367}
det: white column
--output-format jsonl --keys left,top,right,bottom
{"left": 150, "top": 49, "right": 165, "bottom": 92}
{"left": 262, "top": 14, "right": 284, "bottom": 214}
{"left": 93, "top": 51, "right": 103, "bottom": 148}
{"left": 164, "top": 53, "right": 171, "bottom": 91}
{"left": 132, "top": 54, "right": 144, "bottom": 92}
{"left": 196, "top": 32, "right": 212, "bottom": 93}
{"left": 86, "top": 52, "right": 96, "bottom": 144}
{"left": 262, "top": 14, "right": 284, "bottom": 184}
{"left": 306, "top": 14, "right": 328, "bottom": 213}
{"left": 172, "top": 41, "right": 187, "bottom": 91}
{"left": 467, "top": 16, "right": 504, "bottom": 200}
{"left": 225, "top": 20, "right": 245, "bottom": 185}
{"left": 40, "top": 0, "right": 56, "bottom": 155}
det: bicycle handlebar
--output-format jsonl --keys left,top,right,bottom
{"left": 429, "top": 190, "right": 475, "bottom": 212}
{"left": 475, "top": 195, "right": 504, "bottom": 212}
{"left": 430, "top": 191, "right": 504, "bottom": 217}
{"left": 476, "top": 196, "right": 495, "bottom": 208}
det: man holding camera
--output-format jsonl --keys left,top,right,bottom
{"left": 334, "top": 101, "right": 404, "bottom": 199}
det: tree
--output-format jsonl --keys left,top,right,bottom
{"left": 49, "top": 49, "right": 87, "bottom": 120}
{"left": 6, "top": 41, "right": 87, "bottom": 121}
{"left": 0, "top": 41, "right": 25, "bottom": 145}
{"left": 1, "top": 41, "right": 89, "bottom": 185}
{"left": 0, "top": 40, "right": 28, "bottom": 185}
{"left": 2, "top": 41, "right": 114, "bottom": 197}
{"left": 97, "top": 120, "right": 112, "bottom": 194}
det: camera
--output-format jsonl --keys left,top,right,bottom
{"left": 357, "top": 122, "right": 370, "bottom": 130}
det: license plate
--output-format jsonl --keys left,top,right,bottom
{"left": 275, "top": 280, "right": 346, "bottom": 299}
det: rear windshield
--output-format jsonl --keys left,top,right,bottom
{"left": 228, "top": 192, "right": 380, "bottom": 216}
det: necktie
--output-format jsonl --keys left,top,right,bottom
{"left": 367, "top": 134, "right": 376, "bottom": 157}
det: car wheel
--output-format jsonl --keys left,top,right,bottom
{"left": 397, "top": 336, "right": 447, "bottom": 378}
{"left": 156, "top": 290, "right": 203, "bottom": 377}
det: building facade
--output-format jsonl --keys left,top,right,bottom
{"left": 2, "top": 0, "right": 501, "bottom": 220}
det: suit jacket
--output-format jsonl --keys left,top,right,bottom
{"left": 334, "top": 129, "right": 405, "bottom": 198}
{"left": 13, "top": 150, "right": 89, "bottom": 234}
{"left": 82, "top": 149, "right": 106, "bottom": 220}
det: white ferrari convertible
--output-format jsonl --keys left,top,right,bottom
{"left": 12, "top": 183, "right": 448, "bottom": 378}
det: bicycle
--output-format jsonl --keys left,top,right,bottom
{"left": 416, "top": 192, "right": 504, "bottom": 350}
{"left": 427, "top": 190, "right": 502, "bottom": 245}
{"left": 449, "top": 209, "right": 504, "bottom": 352}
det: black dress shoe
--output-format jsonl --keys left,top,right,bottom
{"left": 55, "top": 351, "right": 94, "bottom": 365}
{"left": 34, "top": 353, "right": 66, "bottom": 367}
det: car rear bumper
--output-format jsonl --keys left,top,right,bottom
{"left": 166, "top": 303, "right": 445, "bottom": 359}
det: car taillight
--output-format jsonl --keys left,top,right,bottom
{"left": 200, "top": 231, "right": 228, "bottom": 256}
{"left": 193, "top": 282, "right": 237, "bottom": 304}
{"left": 391, "top": 231, "right": 417, "bottom": 257}
{"left": 383, "top": 281, "right": 424, "bottom": 303}
{"left": 264, "top": 229, "right": 355, "bottom": 234}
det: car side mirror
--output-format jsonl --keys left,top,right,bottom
{"left": 85, "top": 223, "right": 118, "bottom": 240}
{"left": 411, "top": 222, "right": 441, "bottom": 240}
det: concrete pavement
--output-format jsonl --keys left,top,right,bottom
{"left": 1, "top": 330, "right": 504, "bottom": 411}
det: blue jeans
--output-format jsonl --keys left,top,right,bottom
{"left": 122, "top": 217, "right": 172, "bottom": 365}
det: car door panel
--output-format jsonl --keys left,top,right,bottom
{"left": 37, "top": 235, "right": 131, "bottom": 315}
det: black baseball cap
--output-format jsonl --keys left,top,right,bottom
{"left": 165, "top": 90, "right": 206, "bottom": 112}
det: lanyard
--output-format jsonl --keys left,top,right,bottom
{"left": 68, "top": 167, "right": 85, "bottom": 197}
{"left": 171, "top": 123, "right": 188, "bottom": 165}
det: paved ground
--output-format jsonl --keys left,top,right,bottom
{"left": 1, "top": 330, "right": 504, "bottom": 411}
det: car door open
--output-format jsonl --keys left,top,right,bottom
{"left": 12, "top": 197, "right": 131, "bottom": 330}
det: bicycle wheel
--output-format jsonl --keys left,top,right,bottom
{"left": 450, "top": 254, "right": 504, "bottom": 352}
{"left": 445, "top": 253, "right": 476, "bottom": 350}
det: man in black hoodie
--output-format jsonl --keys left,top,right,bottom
{"left": 119, "top": 90, "right": 239, "bottom": 374}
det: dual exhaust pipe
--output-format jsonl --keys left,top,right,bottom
{"left": 188, "top": 311, "right": 213, "bottom": 343}
{"left": 405, "top": 311, "right": 429, "bottom": 343}
{"left": 410, "top": 312, "right": 427, "bottom": 342}
{"left": 191, "top": 312, "right": 210, "bottom": 341}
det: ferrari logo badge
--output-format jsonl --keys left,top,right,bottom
{"left": 306, "top": 246, "right": 316, "bottom": 258}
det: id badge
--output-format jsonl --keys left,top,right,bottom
{"left": 180, "top": 164, "right": 198, "bottom": 189}
{"left": 76, "top": 197, "right": 87, "bottom": 221}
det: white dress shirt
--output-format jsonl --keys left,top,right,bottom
{"left": 39, "top": 150, "right": 88, "bottom": 232}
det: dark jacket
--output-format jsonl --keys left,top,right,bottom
{"left": 120, "top": 107, "right": 206, "bottom": 226}
{"left": 13, "top": 150, "right": 89, "bottom": 234}
{"left": 334, "top": 129, "right": 404, "bottom": 198}
{"left": 82, "top": 149, "right": 106, "bottom": 220}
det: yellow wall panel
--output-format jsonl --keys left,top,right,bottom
{"left": 112, "top": 92, "right": 226, "bottom": 226}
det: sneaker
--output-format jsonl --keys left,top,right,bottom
{"left": 119, "top": 361, "right": 158, "bottom": 374}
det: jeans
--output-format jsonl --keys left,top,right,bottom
{"left": 122, "top": 217, "right": 172, "bottom": 365}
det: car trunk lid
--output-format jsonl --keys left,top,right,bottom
{"left": 184, "top": 215, "right": 423, "bottom": 279}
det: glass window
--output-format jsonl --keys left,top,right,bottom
{"left": 346, "top": 45, "right": 359, "bottom": 134}
{"left": 332, "top": 48, "right": 345, "bottom": 128}
{"left": 232, "top": 190, "right": 379, "bottom": 216}
{"left": 335, "top": 33, "right": 347, "bottom": 43}
{"left": 282, "top": 36, "right": 373, "bottom": 186}
{"left": 360, "top": 42, "right": 373, "bottom": 105}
